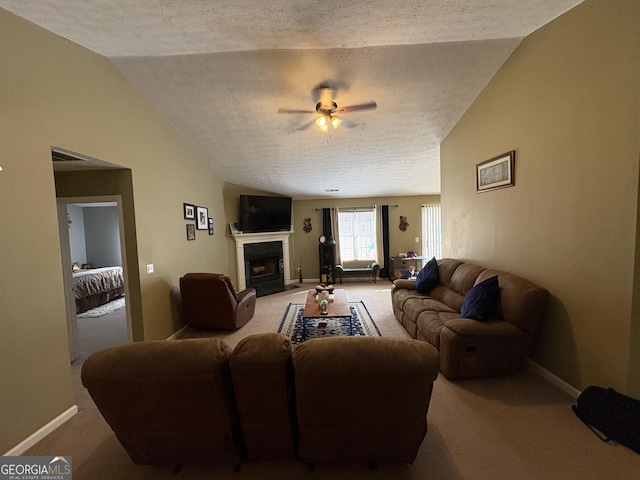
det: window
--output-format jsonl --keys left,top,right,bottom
{"left": 421, "top": 204, "right": 442, "bottom": 260}
{"left": 338, "top": 208, "right": 377, "bottom": 261}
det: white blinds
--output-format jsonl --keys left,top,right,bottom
{"left": 421, "top": 204, "right": 442, "bottom": 260}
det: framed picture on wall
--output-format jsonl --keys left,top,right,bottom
{"left": 183, "top": 203, "right": 195, "bottom": 220}
{"left": 208, "top": 217, "right": 214, "bottom": 235}
{"left": 186, "top": 224, "right": 196, "bottom": 241}
{"left": 196, "top": 206, "right": 208, "bottom": 230}
{"left": 476, "top": 151, "right": 515, "bottom": 193}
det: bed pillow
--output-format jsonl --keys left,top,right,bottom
{"left": 415, "top": 257, "right": 439, "bottom": 294}
{"left": 72, "top": 262, "right": 81, "bottom": 272}
{"left": 459, "top": 275, "right": 500, "bottom": 320}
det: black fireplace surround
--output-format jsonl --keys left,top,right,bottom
{"left": 244, "top": 241, "right": 284, "bottom": 297}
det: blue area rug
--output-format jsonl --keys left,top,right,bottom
{"left": 278, "top": 301, "right": 381, "bottom": 345}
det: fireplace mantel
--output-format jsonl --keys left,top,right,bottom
{"left": 231, "top": 227, "right": 293, "bottom": 290}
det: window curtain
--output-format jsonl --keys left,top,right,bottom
{"left": 322, "top": 207, "right": 341, "bottom": 266}
{"left": 380, "top": 205, "right": 390, "bottom": 278}
{"left": 322, "top": 208, "right": 332, "bottom": 238}
{"left": 330, "top": 208, "right": 341, "bottom": 266}
{"left": 374, "top": 206, "right": 383, "bottom": 265}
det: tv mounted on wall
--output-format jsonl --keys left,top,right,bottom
{"left": 238, "top": 195, "right": 292, "bottom": 233}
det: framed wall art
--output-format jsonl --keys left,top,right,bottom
{"left": 183, "top": 203, "right": 195, "bottom": 220}
{"left": 476, "top": 150, "right": 515, "bottom": 193}
{"left": 196, "top": 206, "right": 209, "bottom": 230}
{"left": 208, "top": 217, "right": 214, "bottom": 235}
{"left": 186, "top": 224, "right": 196, "bottom": 241}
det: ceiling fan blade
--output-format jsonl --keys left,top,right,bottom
{"left": 278, "top": 108, "right": 315, "bottom": 114}
{"left": 336, "top": 101, "right": 377, "bottom": 114}
{"left": 295, "top": 118, "right": 318, "bottom": 131}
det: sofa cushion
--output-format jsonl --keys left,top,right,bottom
{"left": 459, "top": 275, "right": 500, "bottom": 320}
{"left": 416, "top": 257, "right": 439, "bottom": 293}
{"left": 416, "top": 310, "right": 459, "bottom": 348}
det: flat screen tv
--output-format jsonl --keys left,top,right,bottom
{"left": 238, "top": 195, "right": 292, "bottom": 233}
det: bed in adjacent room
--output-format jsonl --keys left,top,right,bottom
{"left": 73, "top": 266, "right": 124, "bottom": 314}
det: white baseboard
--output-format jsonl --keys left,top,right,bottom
{"left": 4, "top": 405, "right": 78, "bottom": 456}
{"left": 527, "top": 360, "right": 581, "bottom": 399}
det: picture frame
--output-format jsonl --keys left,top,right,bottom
{"left": 196, "top": 206, "right": 208, "bottom": 230}
{"left": 208, "top": 217, "right": 214, "bottom": 235}
{"left": 183, "top": 203, "right": 195, "bottom": 220}
{"left": 476, "top": 151, "right": 515, "bottom": 193}
{"left": 186, "top": 224, "right": 196, "bottom": 241}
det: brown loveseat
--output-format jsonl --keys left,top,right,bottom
{"left": 81, "top": 333, "right": 440, "bottom": 469}
{"left": 391, "top": 258, "right": 549, "bottom": 379}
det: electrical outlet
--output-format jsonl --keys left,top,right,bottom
{"left": 146, "top": 264, "right": 154, "bottom": 274}
{"left": 415, "top": 237, "right": 420, "bottom": 243}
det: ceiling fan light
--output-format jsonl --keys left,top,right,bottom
{"left": 331, "top": 116, "right": 341, "bottom": 129}
{"left": 316, "top": 115, "right": 332, "bottom": 132}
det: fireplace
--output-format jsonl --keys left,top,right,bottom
{"left": 231, "top": 228, "right": 293, "bottom": 294}
{"left": 244, "top": 241, "right": 284, "bottom": 297}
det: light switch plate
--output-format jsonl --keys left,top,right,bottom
{"left": 146, "top": 264, "right": 154, "bottom": 274}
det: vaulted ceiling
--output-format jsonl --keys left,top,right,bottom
{"left": 1, "top": 1, "right": 583, "bottom": 199}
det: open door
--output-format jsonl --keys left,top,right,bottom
{"left": 57, "top": 196, "right": 132, "bottom": 362}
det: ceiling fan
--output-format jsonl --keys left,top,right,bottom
{"left": 277, "top": 83, "right": 377, "bottom": 132}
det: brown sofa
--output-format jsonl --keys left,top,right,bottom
{"left": 82, "top": 333, "right": 440, "bottom": 469}
{"left": 391, "top": 258, "right": 549, "bottom": 379}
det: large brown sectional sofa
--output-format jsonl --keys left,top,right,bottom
{"left": 391, "top": 258, "right": 549, "bottom": 379}
{"left": 81, "top": 333, "right": 440, "bottom": 469}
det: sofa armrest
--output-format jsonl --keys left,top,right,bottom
{"left": 440, "top": 318, "right": 534, "bottom": 379}
{"left": 444, "top": 318, "right": 524, "bottom": 337}
{"left": 235, "top": 288, "right": 257, "bottom": 328}
{"left": 393, "top": 278, "right": 417, "bottom": 290}
{"left": 237, "top": 287, "right": 256, "bottom": 303}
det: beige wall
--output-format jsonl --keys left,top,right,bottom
{"left": 293, "top": 196, "right": 439, "bottom": 281}
{"left": 441, "top": 0, "right": 640, "bottom": 394}
{"left": 0, "top": 9, "right": 228, "bottom": 452}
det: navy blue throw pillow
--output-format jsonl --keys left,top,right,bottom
{"left": 415, "top": 257, "right": 439, "bottom": 294}
{"left": 459, "top": 275, "right": 500, "bottom": 320}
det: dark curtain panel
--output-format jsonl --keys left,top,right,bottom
{"left": 322, "top": 208, "right": 332, "bottom": 238}
{"left": 381, "top": 205, "right": 390, "bottom": 278}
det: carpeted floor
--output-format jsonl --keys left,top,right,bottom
{"left": 75, "top": 299, "right": 129, "bottom": 362}
{"left": 25, "top": 281, "right": 640, "bottom": 479}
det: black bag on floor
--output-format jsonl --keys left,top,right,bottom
{"left": 572, "top": 385, "right": 640, "bottom": 453}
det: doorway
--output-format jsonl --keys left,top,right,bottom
{"left": 52, "top": 147, "right": 140, "bottom": 362}
{"left": 57, "top": 196, "right": 132, "bottom": 362}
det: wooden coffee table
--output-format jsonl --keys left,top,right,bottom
{"left": 302, "top": 289, "right": 352, "bottom": 341}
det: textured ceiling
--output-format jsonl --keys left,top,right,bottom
{"left": 1, "top": 0, "right": 583, "bottom": 199}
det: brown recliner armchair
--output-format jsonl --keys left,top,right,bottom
{"left": 180, "top": 273, "right": 256, "bottom": 329}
